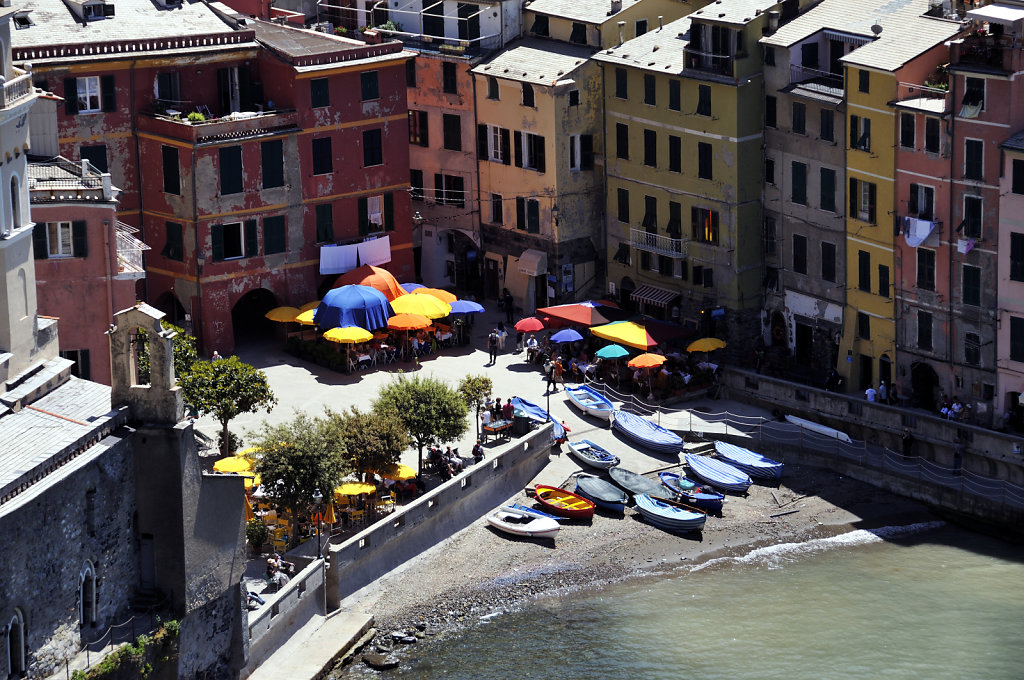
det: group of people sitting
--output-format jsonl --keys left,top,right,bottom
{"left": 427, "top": 445, "right": 464, "bottom": 481}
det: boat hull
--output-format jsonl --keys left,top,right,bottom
{"left": 534, "top": 484, "right": 596, "bottom": 519}
{"left": 714, "top": 441, "right": 783, "bottom": 480}
{"left": 634, "top": 494, "right": 707, "bottom": 533}
{"left": 486, "top": 508, "right": 560, "bottom": 539}
{"left": 565, "top": 385, "right": 614, "bottom": 422}
{"left": 608, "top": 467, "right": 665, "bottom": 499}
{"left": 574, "top": 474, "right": 628, "bottom": 513}
{"left": 567, "top": 439, "right": 620, "bottom": 470}
{"left": 611, "top": 410, "right": 683, "bottom": 454}
{"left": 684, "top": 453, "right": 752, "bottom": 494}
{"left": 659, "top": 472, "right": 724, "bottom": 512}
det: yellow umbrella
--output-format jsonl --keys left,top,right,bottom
{"left": 213, "top": 456, "right": 253, "bottom": 474}
{"left": 265, "top": 306, "right": 301, "bottom": 322}
{"left": 244, "top": 473, "right": 261, "bottom": 490}
{"left": 335, "top": 481, "right": 377, "bottom": 496}
{"left": 590, "top": 321, "right": 658, "bottom": 350}
{"left": 323, "top": 326, "right": 373, "bottom": 344}
{"left": 390, "top": 293, "right": 452, "bottom": 319}
{"left": 323, "top": 503, "right": 337, "bottom": 524}
{"left": 382, "top": 463, "right": 417, "bottom": 481}
{"left": 299, "top": 300, "right": 321, "bottom": 312}
{"left": 245, "top": 496, "right": 255, "bottom": 522}
{"left": 412, "top": 287, "right": 457, "bottom": 304}
{"left": 296, "top": 309, "right": 317, "bottom": 325}
{"left": 687, "top": 337, "right": 727, "bottom": 353}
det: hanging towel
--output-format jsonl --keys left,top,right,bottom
{"left": 957, "top": 238, "right": 976, "bottom": 254}
{"left": 319, "top": 243, "right": 359, "bottom": 274}
{"left": 356, "top": 235, "right": 392, "bottom": 267}
{"left": 903, "top": 217, "right": 937, "bottom": 248}
{"left": 959, "top": 102, "right": 982, "bottom": 119}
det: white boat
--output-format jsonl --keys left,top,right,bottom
{"left": 565, "top": 384, "right": 614, "bottom": 422}
{"left": 784, "top": 414, "right": 853, "bottom": 443}
{"left": 567, "top": 439, "right": 620, "bottom": 470}
{"left": 485, "top": 506, "right": 560, "bottom": 539}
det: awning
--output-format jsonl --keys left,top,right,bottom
{"left": 967, "top": 4, "right": 1024, "bottom": 27}
{"left": 518, "top": 249, "right": 547, "bottom": 276}
{"left": 630, "top": 284, "right": 679, "bottom": 309}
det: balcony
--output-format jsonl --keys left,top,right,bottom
{"left": 116, "top": 222, "right": 149, "bottom": 279}
{"left": 1, "top": 70, "right": 33, "bottom": 109}
{"left": 630, "top": 228, "right": 685, "bottom": 258}
{"left": 684, "top": 48, "right": 734, "bottom": 78}
{"left": 788, "top": 64, "right": 843, "bottom": 98}
{"left": 950, "top": 34, "right": 1021, "bottom": 73}
{"left": 137, "top": 109, "right": 300, "bottom": 145}
{"left": 893, "top": 81, "right": 949, "bottom": 115}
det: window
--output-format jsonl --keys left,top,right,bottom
{"left": 155, "top": 71, "right": 180, "bottom": 106}
{"left": 38, "top": 221, "right": 86, "bottom": 258}
{"left": 878, "top": 264, "right": 889, "bottom": 298}
{"left": 858, "top": 69, "right": 870, "bottom": 93}
{"left": 359, "top": 193, "right": 395, "bottom": 232}
{"left": 617, "top": 188, "right": 629, "bottom": 222}
{"left": 642, "top": 195, "right": 658, "bottom": 230}
{"left": 1014, "top": 159, "right": 1024, "bottom": 194}
{"left": 765, "top": 46, "right": 776, "bottom": 66}
{"left": 697, "top": 85, "right": 711, "bottom": 116}
{"left": 765, "top": 157, "right": 775, "bottom": 184}
{"left": 925, "top": 117, "right": 940, "bottom": 153}
{"left": 516, "top": 197, "right": 540, "bottom": 232}
{"left": 80, "top": 145, "right": 107, "bottom": 174}
{"left": 669, "top": 136, "right": 681, "bottom": 173}
{"left": 667, "top": 201, "right": 682, "bottom": 238}
{"left": 900, "top": 113, "right": 915, "bottom": 148}
{"left": 644, "top": 74, "right": 656, "bottom": 105}
{"left": 821, "top": 242, "right": 836, "bottom": 282}
{"left": 792, "top": 102, "right": 806, "bottom": 134}
{"left": 791, "top": 161, "right": 807, "bottom": 204}
{"left": 857, "top": 312, "right": 870, "bottom": 338}
{"left": 491, "top": 193, "right": 503, "bottom": 224}
{"left": 312, "top": 137, "right": 332, "bottom": 175}
{"left": 764, "top": 216, "right": 776, "bottom": 254}
{"left": 1012, "top": 233, "right": 1024, "bottom": 281}
{"left": 635, "top": 19, "right": 648, "bottom": 36}
{"left": 644, "top": 130, "right": 657, "bottom": 167}
{"left": 801, "top": 42, "right": 819, "bottom": 68}
{"left": 487, "top": 76, "right": 499, "bottom": 99}
{"left": 616, "top": 123, "right": 629, "bottom": 159}
{"left": 569, "top": 89, "right": 580, "bottom": 106}
{"left": 908, "top": 183, "right": 935, "bottom": 221}
{"left": 406, "top": 59, "right": 416, "bottom": 87}
{"left": 962, "top": 264, "right": 981, "bottom": 306}
{"left": 691, "top": 207, "right": 719, "bottom": 244}
{"left": 965, "top": 332, "right": 981, "bottom": 366}
{"left": 479, "top": 124, "right": 510, "bottom": 164}
{"left": 521, "top": 83, "right": 535, "bottom": 107}
{"left": 669, "top": 80, "right": 681, "bottom": 111}
{"left": 363, "top": 129, "right": 383, "bottom": 167}
{"left": 964, "top": 76, "right": 985, "bottom": 110}
{"left": 264, "top": 215, "right": 286, "bottom": 255}
{"left": 962, "top": 195, "right": 982, "bottom": 239}
{"left": 858, "top": 250, "right": 870, "bottom": 291}
{"left": 698, "top": 142, "right": 713, "bottom": 180}
{"left": 850, "top": 114, "right": 870, "bottom": 151}
{"left": 820, "top": 167, "right": 836, "bottom": 212}
{"left": 409, "top": 110, "right": 429, "bottom": 146}
{"left": 310, "top": 78, "right": 329, "bottom": 108}
{"left": 531, "top": 14, "right": 549, "bottom": 36}
{"left": 615, "top": 68, "right": 627, "bottom": 99}
{"left": 66, "top": 75, "right": 99, "bottom": 114}
{"left": 162, "top": 221, "right": 183, "bottom": 261}
{"left": 918, "top": 311, "right": 933, "bottom": 350}
{"left": 162, "top": 145, "right": 180, "bottom": 195}
{"left": 820, "top": 109, "right": 834, "bottom": 142}
{"left": 434, "top": 175, "right": 465, "bottom": 207}
{"left": 410, "top": 169, "right": 424, "bottom": 201}
{"left": 315, "top": 203, "right": 334, "bottom": 241}
{"left": 792, "top": 234, "right": 807, "bottom": 274}
{"left": 442, "top": 114, "right": 462, "bottom": 151}
{"left": 219, "top": 146, "right": 242, "bottom": 195}
{"left": 568, "top": 134, "right": 594, "bottom": 171}
{"left": 1012, "top": 317, "right": 1024, "bottom": 362}
{"left": 360, "top": 71, "right": 379, "bottom": 101}
{"left": 917, "top": 248, "right": 935, "bottom": 290}
{"left": 442, "top": 62, "right": 458, "bottom": 93}
{"left": 516, "top": 132, "right": 545, "bottom": 172}
{"left": 80, "top": 562, "right": 97, "bottom": 627}
{"left": 964, "top": 139, "right": 983, "bottom": 180}
{"left": 261, "top": 139, "right": 284, "bottom": 189}
{"left": 570, "top": 22, "right": 587, "bottom": 44}
{"left": 211, "top": 221, "right": 257, "bottom": 261}
{"left": 765, "top": 95, "right": 777, "bottom": 128}
{"left": 849, "top": 177, "right": 877, "bottom": 223}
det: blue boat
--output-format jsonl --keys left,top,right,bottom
{"left": 574, "top": 474, "right": 628, "bottom": 513}
{"left": 634, "top": 494, "right": 707, "bottom": 533}
{"left": 508, "top": 503, "right": 561, "bottom": 522}
{"left": 567, "top": 440, "right": 619, "bottom": 470}
{"left": 565, "top": 384, "right": 614, "bottom": 422}
{"left": 714, "top": 441, "right": 783, "bottom": 481}
{"left": 658, "top": 471, "right": 725, "bottom": 513}
{"left": 511, "top": 397, "right": 565, "bottom": 442}
{"left": 684, "top": 453, "right": 752, "bottom": 494}
{"left": 611, "top": 410, "right": 683, "bottom": 455}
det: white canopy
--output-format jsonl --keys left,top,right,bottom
{"left": 967, "top": 4, "right": 1024, "bottom": 27}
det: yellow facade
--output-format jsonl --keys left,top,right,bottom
{"left": 525, "top": 0, "right": 703, "bottom": 49}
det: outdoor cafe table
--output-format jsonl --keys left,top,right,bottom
{"left": 482, "top": 418, "right": 513, "bottom": 442}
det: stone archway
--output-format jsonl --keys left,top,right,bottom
{"left": 231, "top": 288, "right": 279, "bottom": 347}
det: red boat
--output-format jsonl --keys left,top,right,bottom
{"left": 534, "top": 484, "right": 596, "bottom": 520}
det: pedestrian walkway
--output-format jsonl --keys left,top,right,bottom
{"left": 246, "top": 609, "right": 373, "bottom": 680}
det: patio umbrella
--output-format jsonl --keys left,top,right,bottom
{"left": 388, "top": 313, "right": 432, "bottom": 331}
{"left": 213, "top": 455, "right": 252, "bottom": 474}
{"left": 687, "top": 337, "right": 727, "bottom": 353}
{"left": 591, "top": 321, "right": 658, "bottom": 350}
{"left": 245, "top": 496, "right": 255, "bottom": 522}
{"left": 400, "top": 282, "right": 426, "bottom": 293}
{"left": 595, "top": 343, "right": 629, "bottom": 359}
{"left": 413, "top": 287, "right": 457, "bottom": 304}
{"left": 449, "top": 300, "right": 485, "bottom": 314}
{"left": 514, "top": 317, "right": 545, "bottom": 332}
{"left": 538, "top": 303, "right": 611, "bottom": 327}
{"left": 323, "top": 326, "right": 373, "bottom": 344}
{"left": 333, "top": 264, "right": 405, "bottom": 301}
{"left": 296, "top": 309, "right": 317, "bottom": 325}
{"left": 315, "top": 285, "right": 393, "bottom": 330}
{"left": 299, "top": 300, "right": 321, "bottom": 312}
{"left": 323, "top": 503, "right": 337, "bottom": 524}
{"left": 550, "top": 328, "right": 584, "bottom": 343}
{"left": 244, "top": 473, "right": 261, "bottom": 490}
{"left": 382, "top": 463, "right": 417, "bottom": 481}
{"left": 265, "top": 306, "right": 300, "bottom": 323}
{"left": 390, "top": 293, "right": 452, "bottom": 319}
{"left": 628, "top": 353, "right": 667, "bottom": 369}
{"left": 335, "top": 481, "right": 377, "bottom": 496}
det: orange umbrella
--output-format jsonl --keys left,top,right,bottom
{"left": 628, "top": 353, "right": 667, "bottom": 369}
{"left": 413, "top": 287, "right": 457, "bottom": 304}
{"left": 333, "top": 265, "right": 405, "bottom": 301}
{"left": 388, "top": 313, "right": 432, "bottom": 331}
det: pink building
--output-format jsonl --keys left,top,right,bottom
{"left": 997, "top": 132, "right": 1024, "bottom": 429}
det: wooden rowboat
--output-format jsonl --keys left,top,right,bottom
{"left": 714, "top": 441, "right": 783, "bottom": 480}
{"left": 685, "top": 453, "right": 752, "bottom": 494}
{"left": 608, "top": 466, "right": 665, "bottom": 500}
{"left": 611, "top": 410, "right": 683, "bottom": 455}
{"left": 634, "top": 494, "right": 707, "bottom": 533}
{"left": 658, "top": 471, "right": 725, "bottom": 513}
{"left": 565, "top": 384, "right": 614, "bottom": 422}
{"left": 574, "top": 474, "right": 628, "bottom": 513}
{"left": 534, "top": 484, "right": 596, "bottom": 520}
{"left": 486, "top": 507, "right": 560, "bottom": 539}
{"left": 567, "top": 439, "right": 620, "bottom": 470}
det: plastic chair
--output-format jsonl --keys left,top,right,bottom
{"left": 350, "top": 510, "right": 365, "bottom": 526}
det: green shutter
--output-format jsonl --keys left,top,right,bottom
{"left": 358, "top": 197, "right": 369, "bottom": 235}
{"left": 100, "top": 75, "right": 116, "bottom": 113}
{"left": 72, "top": 221, "right": 88, "bottom": 258}
{"left": 211, "top": 224, "right": 225, "bottom": 261}
{"left": 849, "top": 178, "right": 858, "bottom": 217}
{"left": 383, "top": 192, "right": 394, "bottom": 232}
{"left": 264, "top": 217, "right": 286, "bottom": 254}
{"left": 513, "top": 131, "right": 523, "bottom": 167}
{"left": 516, "top": 197, "right": 525, "bottom": 230}
{"left": 33, "top": 224, "right": 49, "bottom": 259}
{"left": 244, "top": 219, "right": 258, "bottom": 257}
{"left": 477, "top": 124, "right": 488, "bottom": 159}
{"left": 65, "top": 78, "right": 79, "bottom": 115}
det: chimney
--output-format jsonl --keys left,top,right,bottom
{"left": 618, "top": 20, "right": 625, "bottom": 45}
{"left": 658, "top": 15, "right": 663, "bottom": 30}
{"left": 767, "top": 10, "right": 780, "bottom": 33}
{"left": 102, "top": 173, "right": 113, "bottom": 200}
{"left": 610, "top": 0, "right": 621, "bottom": 15}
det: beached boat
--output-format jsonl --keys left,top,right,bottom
{"left": 608, "top": 467, "right": 665, "bottom": 499}
{"left": 634, "top": 494, "right": 707, "bottom": 533}
{"left": 508, "top": 503, "right": 561, "bottom": 521}
{"left": 565, "top": 385, "right": 614, "bottom": 422}
{"left": 511, "top": 397, "right": 566, "bottom": 442}
{"left": 611, "top": 410, "right": 684, "bottom": 454}
{"left": 684, "top": 453, "right": 753, "bottom": 494}
{"left": 784, "top": 414, "right": 852, "bottom": 443}
{"left": 714, "top": 441, "right": 783, "bottom": 480}
{"left": 486, "top": 507, "right": 560, "bottom": 539}
{"left": 658, "top": 471, "right": 725, "bottom": 513}
{"left": 534, "top": 484, "right": 596, "bottom": 520}
{"left": 574, "top": 474, "right": 628, "bottom": 513}
{"left": 567, "top": 440, "right": 620, "bottom": 470}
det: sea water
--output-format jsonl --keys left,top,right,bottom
{"left": 342, "top": 523, "right": 1024, "bottom": 679}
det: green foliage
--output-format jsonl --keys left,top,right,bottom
{"left": 179, "top": 356, "right": 277, "bottom": 456}
{"left": 377, "top": 19, "right": 398, "bottom": 31}
{"left": 285, "top": 337, "right": 350, "bottom": 372}
{"left": 70, "top": 621, "right": 178, "bottom": 679}
{"left": 186, "top": 111, "right": 206, "bottom": 123}
{"left": 373, "top": 372, "right": 468, "bottom": 471}
{"left": 246, "top": 518, "right": 269, "bottom": 551}
{"left": 218, "top": 430, "right": 243, "bottom": 457}
{"left": 458, "top": 374, "right": 493, "bottom": 439}
{"left": 324, "top": 407, "right": 410, "bottom": 477}
{"left": 135, "top": 321, "right": 198, "bottom": 385}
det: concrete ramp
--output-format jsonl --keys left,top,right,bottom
{"left": 246, "top": 610, "right": 373, "bottom": 680}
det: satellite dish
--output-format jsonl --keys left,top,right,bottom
{"left": 871, "top": 23, "right": 883, "bottom": 36}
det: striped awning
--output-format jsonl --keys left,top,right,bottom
{"left": 630, "top": 284, "right": 679, "bottom": 309}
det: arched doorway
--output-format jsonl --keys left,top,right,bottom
{"left": 79, "top": 561, "right": 96, "bottom": 628}
{"left": 7, "top": 608, "right": 25, "bottom": 676}
{"left": 231, "top": 288, "right": 278, "bottom": 347}
{"left": 911, "top": 361, "right": 939, "bottom": 411}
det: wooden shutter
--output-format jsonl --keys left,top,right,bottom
{"left": 78, "top": 349, "right": 91, "bottom": 380}
{"left": 238, "top": 65, "right": 252, "bottom": 111}
{"left": 849, "top": 178, "right": 858, "bottom": 217}
{"left": 477, "top": 124, "right": 488, "bottom": 159}
{"left": 535, "top": 136, "right": 546, "bottom": 173}
{"left": 358, "top": 196, "right": 369, "bottom": 234}
{"left": 500, "top": 128, "right": 511, "bottom": 165}
{"left": 244, "top": 220, "right": 258, "bottom": 257}
{"left": 513, "top": 131, "right": 523, "bottom": 167}
{"left": 383, "top": 192, "right": 394, "bottom": 231}
{"left": 527, "top": 199, "right": 540, "bottom": 233}
{"left": 418, "top": 111, "right": 429, "bottom": 147}
{"left": 32, "top": 224, "right": 48, "bottom": 259}
{"left": 516, "top": 197, "right": 525, "bottom": 229}
{"left": 581, "top": 135, "right": 593, "bottom": 170}
{"left": 433, "top": 173, "right": 444, "bottom": 204}
{"left": 64, "top": 78, "right": 78, "bottom": 115}
{"left": 100, "top": 75, "right": 116, "bottom": 113}
{"left": 72, "top": 221, "right": 88, "bottom": 258}
{"left": 909, "top": 183, "right": 919, "bottom": 215}
{"left": 211, "top": 224, "right": 225, "bottom": 261}
{"left": 867, "top": 183, "right": 877, "bottom": 223}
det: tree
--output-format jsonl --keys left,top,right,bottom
{"left": 373, "top": 373, "right": 469, "bottom": 473}
{"left": 179, "top": 355, "right": 277, "bottom": 456}
{"left": 135, "top": 321, "right": 198, "bottom": 384}
{"left": 323, "top": 407, "right": 410, "bottom": 479}
{"left": 458, "top": 374, "right": 493, "bottom": 439}
{"left": 249, "top": 411, "right": 347, "bottom": 549}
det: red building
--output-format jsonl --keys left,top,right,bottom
{"left": 14, "top": 0, "right": 413, "bottom": 354}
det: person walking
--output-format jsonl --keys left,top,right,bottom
{"left": 487, "top": 328, "right": 499, "bottom": 365}
{"left": 878, "top": 381, "right": 888, "bottom": 404}
{"left": 497, "top": 322, "right": 508, "bottom": 350}
{"left": 545, "top": 358, "right": 559, "bottom": 393}
{"left": 552, "top": 358, "right": 565, "bottom": 392}
{"left": 865, "top": 385, "right": 877, "bottom": 402}
{"left": 504, "top": 290, "right": 514, "bottom": 323}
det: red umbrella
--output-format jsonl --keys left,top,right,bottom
{"left": 514, "top": 317, "right": 545, "bottom": 332}
{"left": 537, "top": 304, "right": 611, "bottom": 327}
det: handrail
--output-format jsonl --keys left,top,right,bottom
{"left": 58, "top": 594, "right": 171, "bottom": 678}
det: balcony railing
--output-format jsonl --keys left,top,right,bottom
{"left": 1, "top": 70, "right": 33, "bottom": 109}
{"left": 895, "top": 81, "right": 950, "bottom": 113}
{"left": 138, "top": 109, "right": 299, "bottom": 144}
{"left": 953, "top": 33, "right": 1015, "bottom": 71}
{"left": 116, "top": 222, "right": 149, "bottom": 275}
{"left": 789, "top": 64, "right": 843, "bottom": 97}
{"left": 684, "top": 48, "right": 734, "bottom": 77}
{"left": 630, "top": 228, "right": 685, "bottom": 258}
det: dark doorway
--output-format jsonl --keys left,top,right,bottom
{"left": 231, "top": 288, "right": 277, "bottom": 344}
{"left": 154, "top": 291, "right": 188, "bottom": 328}
{"left": 140, "top": 534, "right": 156, "bottom": 590}
{"left": 770, "top": 311, "right": 787, "bottom": 347}
{"left": 795, "top": 322, "right": 812, "bottom": 364}
{"left": 879, "top": 354, "right": 892, "bottom": 393}
{"left": 858, "top": 354, "right": 873, "bottom": 391}
{"left": 911, "top": 361, "right": 939, "bottom": 411}
{"left": 458, "top": 3, "right": 481, "bottom": 41}
{"left": 485, "top": 258, "right": 500, "bottom": 299}
{"left": 829, "top": 39, "right": 844, "bottom": 74}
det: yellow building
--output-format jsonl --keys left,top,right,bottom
{"left": 523, "top": 0, "right": 699, "bottom": 49}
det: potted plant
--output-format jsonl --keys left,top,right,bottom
{"left": 246, "top": 518, "right": 269, "bottom": 557}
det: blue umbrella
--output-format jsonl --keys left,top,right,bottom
{"left": 314, "top": 285, "right": 393, "bottom": 330}
{"left": 595, "top": 343, "right": 629, "bottom": 359}
{"left": 400, "top": 282, "right": 426, "bottom": 293}
{"left": 449, "top": 300, "right": 485, "bottom": 314}
{"left": 550, "top": 329, "right": 584, "bottom": 343}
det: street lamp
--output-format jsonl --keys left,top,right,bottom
{"left": 312, "top": 488, "right": 324, "bottom": 559}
